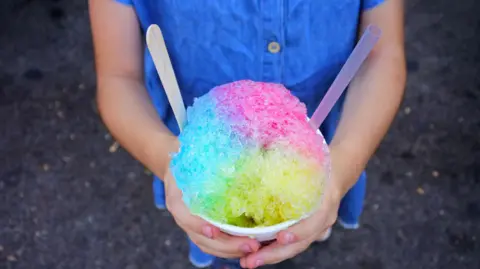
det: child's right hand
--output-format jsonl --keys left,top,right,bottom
{"left": 163, "top": 168, "right": 260, "bottom": 258}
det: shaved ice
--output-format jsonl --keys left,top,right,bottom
{"left": 170, "top": 80, "right": 329, "bottom": 228}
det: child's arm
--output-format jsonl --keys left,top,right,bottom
{"left": 89, "top": 0, "right": 259, "bottom": 258}
{"left": 241, "top": 0, "right": 406, "bottom": 267}
{"left": 329, "top": 0, "right": 406, "bottom": 196}
{"left": 89, "top": 0, "right": 175, "bottom": 179}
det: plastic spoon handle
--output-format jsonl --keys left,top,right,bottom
{"left": 309, "top": 25, "right": 381, "bottom": 130}
{"left": 146, "top": 24, "right": 186, "bottom": 131}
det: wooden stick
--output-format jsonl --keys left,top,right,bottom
{"left": 146, "top": 24, "right": 186, "bottom": 132}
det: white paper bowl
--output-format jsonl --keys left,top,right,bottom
{"left": 198, "top": 124, "right": 331, "bottom": 242}
{"left": 202, "top": 216, "right": 301, "bottom": 242}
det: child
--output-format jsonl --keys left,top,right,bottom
{"left": 89, "top": 0, "right": 405, "bottom": 268}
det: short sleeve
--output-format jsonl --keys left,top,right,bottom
{"left": 363, "top": 0, "right": 384, "bottom": 10}
{"left": 116, "top": 0, "right": 133, "bottom": 5}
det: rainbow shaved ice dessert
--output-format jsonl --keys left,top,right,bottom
{"left": 170, "top": 80, "right": 329, "bottom": 228}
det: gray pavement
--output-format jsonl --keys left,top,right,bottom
{"left": 1, "top": 0, "right": 479, "bottom": 268}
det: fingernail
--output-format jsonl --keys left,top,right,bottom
{"left": 255, "top": 260, "right": 264, "bottom": 267}
{"left": 240, "top": 244, "right": 252, "bottom": 253}
{"left": 284, "top": 232, "right": 295, "bottom": 244}
{"left": 202, "top": 226, "right": 213, "bottom": 238}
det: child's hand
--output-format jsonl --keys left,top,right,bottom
{"left": 239, "top": 185, "right": 341, "bottom": 268}
{"left": 163, "top": 168, "right": 260, "bottom": 258}
{"left": 240, "top": 147, "right": 349, "bottom": 268}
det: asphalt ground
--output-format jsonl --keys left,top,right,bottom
{"left": 1, "top": 0, "right": 479, "bottom": 268}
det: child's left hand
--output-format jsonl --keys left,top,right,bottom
{"left": 240, "top": 148, "right": 349, "bottom": 269}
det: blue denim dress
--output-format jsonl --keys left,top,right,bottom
{"left": 114, "top": 0, "right": 384, "bottom": 267}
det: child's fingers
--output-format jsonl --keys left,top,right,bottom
{"left": 189, "top": 232, "right": 260, "bottom": 258}
{"left": 166, "top": 180, "right": 260, "bottom": 256}
{"left": 164, "top": 169, "right": 260, "bottom": 257}
{"left": 276, "top": 212, "right": 325, "bottom": 245}
{"left": 277, "top": 190, "right": 340, "bottom": 244}
{"left": 164, "top": 172, "right": 222, "bottom": 238}
{"left": 215, "top": 232, "right": 260, "bottom": 254}
{"left": 167, "top": 196, "right": 221, "bottom": 238}
{"left": 188, "top": 234, "right": 238, "bottom": 258}
{"left": 240, "top": 240, "right": 310, "bottom": 268}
